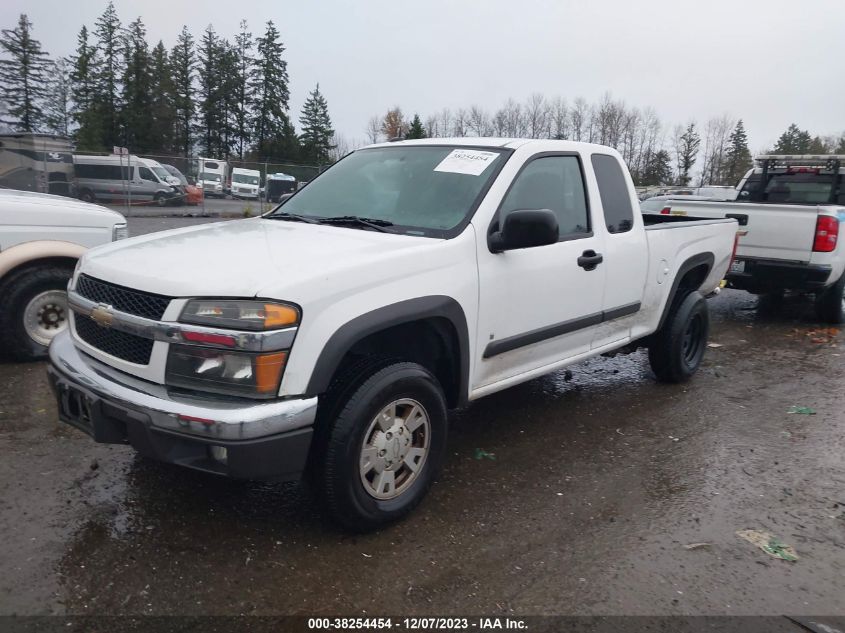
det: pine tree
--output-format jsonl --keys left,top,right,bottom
{"left": 406, "top": 114, "right": 426, "bottom": 139}
{"left": 149, "top": 41, "right": 177, "bottom": 153}
{"left": 93, "top": 2, "right": 123, "bottom": 148}
{"left": 0, "top": 14, "right": 51, "bottom": 132}
{"left": 298, "top": 83, "right": 334, "bottom": 164}
{"left": 231, "top": 20, "right": 254, "bottom": 159}
{"left": 677, "top": 122, "right": 701, "bottom": 186}
{"left": 724, "top": 119, "right": 752, "bottom": 185}
{"left": 639, "top": 149, "right": 673, "bottom": 186}
{"left": 69, "top": 25, "right": 101, "bottom": 149}
{"left": 121, "top": 17, "right": 153, "bottom": 151}
{"left": 170, "top": 26, "right": 196, "bottom": 156}
{"left": 251, "top": 20, "right": 291, "bottom": 158}
{"left": 196, "top": 26, "right": 229, "bottom": 156}
{"left": 44, "top": 58, "right": 72, "bottom": 136}
{"left": 773, "top": 123, "right": 812, "bottom": 154}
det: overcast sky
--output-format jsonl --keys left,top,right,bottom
{"left": 2, "top": 0, "right": 843, "bottom": 150}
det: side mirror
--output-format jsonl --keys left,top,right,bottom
{"left": 489, "top": 209, "right": 559, "bottom": 252}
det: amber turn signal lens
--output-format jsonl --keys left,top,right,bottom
{"left": 255, "top": 351, "right": 287, "bottom": 394}
{"left": 263, "top": 304, "right": 299, "bottom": 328}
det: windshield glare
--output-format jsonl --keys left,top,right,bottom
{"left": 233, "top": 174, "right": 260, "bottom": 185}
{"left": 276, "top": 146, "right": 507, "bottom": 236}
{"left": 200, "top": 173, "right": 221, "bottom": 182}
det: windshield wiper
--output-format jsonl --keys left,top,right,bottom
{"left": 317, "top": 216, "right": 395, "bottom": 233}
{"left": 268, "top": 211, "right": 320, "bottom": 224}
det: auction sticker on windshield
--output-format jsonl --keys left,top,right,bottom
{"left": 434, "top": 149, "right": 500, "bottom": 176}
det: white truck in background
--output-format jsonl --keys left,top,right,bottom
{"left": 197, "top": 158, "right": 228, "bottom": 198}
{"left": 48, "top": 138, "right": 738, "bottom": 531}
{"left": 653, "top": 155, "right": 845, "bottom": 322}
{"left": 0, "top": 189, "right": 127, "bottom": 360}
{"left": 230, "top": 167, "right": 260, "bottom": 199}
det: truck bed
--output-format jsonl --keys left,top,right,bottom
{"left": 646, "top": 199, "right": 832, "bottom": 263}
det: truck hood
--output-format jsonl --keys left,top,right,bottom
{"left": 80, "top": 218, "right": 436, "bottom": 298}
{"left": 0, "top": 189, "right": 125, "bottom": 226}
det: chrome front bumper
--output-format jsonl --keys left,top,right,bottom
{"left": 47, "top": 330, "right": 318, "bottom": 479}
{"left": 48, "top": 329, "right": 317, "bottom": 441}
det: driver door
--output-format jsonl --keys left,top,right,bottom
{"left": 473, "top": 153, "right": 606, "bottom": 392}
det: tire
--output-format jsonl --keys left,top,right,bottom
{"left": 79, "top": 189, "right": 95, "bottom": 203}
{"left": 648, "top": 291, "right": 709, "bottom": 383}
{"left": 815, "top": 272, "right": 845, "bottom": 324}
{"left": 0, "top": 265, "right": 73, "bottom": 361}
{"left": 154, "top": 193, "right": 168, "bottom": 207}
{"left": 315, "top": 360, "right": 448, "bottom": 532}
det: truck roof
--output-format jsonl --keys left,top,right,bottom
{"left": 365, "top": 137, "right": 622, "bottom": 153}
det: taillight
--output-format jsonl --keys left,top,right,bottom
{"left": 660, "top": 207, "right": 671, "bottom": 215}
{"left": 728, "top": 230, "right": 747, "bottom": 269}
{"left": 813, "top": 216, "right": 839, "bottom": 252}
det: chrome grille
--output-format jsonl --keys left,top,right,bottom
{"left": 75, "top": 314, "right": 154, "bottom": 365}
{"left": 75, "top": 274, "right": 171, "bottom": 320}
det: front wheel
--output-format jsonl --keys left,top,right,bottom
{"left": 648, "top": 291, "right": 709, "bottom": 383}
{"left": 316, "top": 362, "right": 448, "bottom": 532}
{"left": 154, "top": 193, "right": 168, "bottom": 207}
{"left": 0, "top": 265, "right": 73, "bottom": 360}
{"left": 815, "top": 272, "right": 845, "bottom": 324}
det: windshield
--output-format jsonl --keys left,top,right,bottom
{"left": 274, "top": 145, "right": 508, "bottom": 237}
{"left": 151, "top": 166, "right": 171, "bottom": 181}
{"left": 200, "top": 172, "right": 221, "bottom": 182}
{"left": 233, "top": 173, "right": 260, "bottom": 185}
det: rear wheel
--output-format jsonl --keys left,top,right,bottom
{"left": 648, "top": 291, "right": 709, "bottom": 383}
{"left": 314, "top": 361, "right": 448, "bottom": 532}
{"left": 0, "top": 265, "right": 73, "bottom": 361}
{"left": 815, "top": 272, "right": 845, "bottom": 324}
{"left": 79, "top": 189, "right": 95, "bottom": 203}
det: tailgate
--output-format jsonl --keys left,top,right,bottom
{"left": 661, "top": 200, "right": 818, "bottom": 263}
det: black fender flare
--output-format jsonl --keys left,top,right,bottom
{"left": 304, "top": 295, "right": 471, "bottom": 406}
{"left": 656, "top": 252, "right": 715, "bottom": 331}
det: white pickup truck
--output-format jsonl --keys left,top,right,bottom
{"left": 651, "top": 155, "right": 845, "bottom": 322}
{"left": 0, "top": 189, "right": 127, "bottom": 360}
{"left": 47, "top": 139, "right": 737, "bottom": 530}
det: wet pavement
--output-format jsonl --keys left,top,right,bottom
{"left": 1, "top": 217, "right": 844, "bottom": 616}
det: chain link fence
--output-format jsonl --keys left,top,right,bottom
{"left": 71, "top": 150, "right": 323, "bottom": 216}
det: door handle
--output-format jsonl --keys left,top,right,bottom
{"left": 577, "top": 250, "right": 603, "bottom": 271}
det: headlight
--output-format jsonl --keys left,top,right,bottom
{"left": 180, "top": 300, "right": 299, "bottom": 331}
{"left": 166, "top": 345, "right": 287, "bottom": 398}
{"left": 113, "top": 224, "right": 129, "bottom": 241}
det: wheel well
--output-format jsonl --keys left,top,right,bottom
{"left": 331, "top": 318, "right": 462, "bottom": 408}
{"left": 0, "top": 256, "right": 77, "bottom": 292}
{"left": 677, "top": 263, "right": 710, "bottom": 296}
{"left": 654, "top": 256, "right": 713, "bottom": 333}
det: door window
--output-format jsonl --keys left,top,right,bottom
{"left": 499, "top": 156, "right": 590, "bottom": 239}
{"left": 591, "top": 154, "right": 634, "bottom": 234}
{"left": 138, "top": 166, "right": 155, "bottom": 182}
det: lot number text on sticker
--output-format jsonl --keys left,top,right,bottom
{"left": 434, "top": 149, "right": 500, "bottom": 176}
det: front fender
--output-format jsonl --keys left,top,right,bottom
{"left": 303, "top": 295, "right": 470, "bottom": 405}
{"left": 0, "top": 240, "right": 86, "bottom": 280}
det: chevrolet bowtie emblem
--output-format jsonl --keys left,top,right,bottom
{"left": 90, "top": 304, "right": 114, "bottom": 328}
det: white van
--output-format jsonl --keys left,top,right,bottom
{"left": 74, "top": 154, "right": 182, "bottom": 207}
{"left": 231, "top": 167, "right": 260, "bottom": 199}
{"left": 197, "top": 157, "right": 228, "bottom": 198}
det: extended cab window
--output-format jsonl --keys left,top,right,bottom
{"left": 499, "top": 156, "right": 589, "bottom": 238}
{"left": 592, "top": 154, "right": 634, "bottom": 234}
